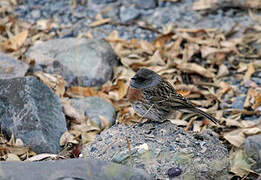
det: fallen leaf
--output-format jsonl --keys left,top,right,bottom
{"left": 230, "top": 149, "right": 254, "bottom": 177}
{"left": 6, "top": 153, "right": 21, "bottom": 161}
{"left": 34, "top": 71, "right": 67, "bottom": 98}
{"left": 176, "top": 62, "right": 215, "bottom": 78}
{"left": 0, "top": 30, "right": 28, "bottom": 51}
{"left": 217, "top": 64, "right": 229, "bottom": 78}
{"left": 89, "top": 18, "right": 111, "bottom": 27}
{"left": 223, "top": 129, "right": 245, "bottom": 147}
{"left": 153, "top": 32, "right": 174, "bottom": 50}
{"left": 26, "top": 153, "right": 58, "bottom": 161}
{"left": 244, "top": 62, "right": 255, "bottom": 80}
{"left": 60, "top": 131, "right": 78, "bottom": 146}
{"left": 62, "top": 99, "right": 84, "bottom": 124}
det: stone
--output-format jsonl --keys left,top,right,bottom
{"left": 0, "top": 158, "right": 152, "bottom": 180}
{"left": 0, "top": 52, "right": 29, "bottom": 79}
{"left": 70, "top": 97, "right": 116, "bottom": 129}
{"left": 231, "top": 96, "right": 246, "bottom": 109}
{"left": 135, "top": 0, "right": 157, "bottom": 10}
{"left": 82, "top": 121, "right": 230, "bottom": 179}
{"left": 91, "top": 0, "right": 117, "bottom": 4}
{"left": 120, "top": 6, "right": 140, "bottom": 23}
{"left": 244, "top": 134, "right": 261, "bottom": 173}
{"left": 0, "top": 76, "right": 67, "bottom": 153}
{"left": 26, "top": 38, "right": 118, "bottom": 87}
{"left": 245, "top": 134, "right": 261, "bottom": 163}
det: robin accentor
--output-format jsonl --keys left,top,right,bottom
{"left": 128, "top": 68, "right": 218, "bottom": 124}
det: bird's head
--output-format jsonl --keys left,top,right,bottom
{"left": 130, "top": 68, "right": 161, "bottom": 89}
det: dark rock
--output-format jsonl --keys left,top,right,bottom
{"left": 168, "top": 167, "right": 182, "bottom": 177}
{"left": 0, "top": 158, "right": 152, "bottom": 180}
{"left": 0, "top": 76, "right": 67, "bottom": 153}
{"left": 82, "top": 121, "right": 230, "bottom": 179}
{"left": 26, "top": 38, "right": 118, "bottom": 87}
{"left": 70, "top": 97, "right": 116, "bottom": 129}
{"left": 231, "top": 96, "right": 246, "bottom": 109}
{"left": 91, "top": 0, "right": 117, "bottom": 4}
{"left": 120, "top": 6, "right": 140, "bottom": 23}
{"left": 135, "top": 0, "right": 157, "bottom": 9}
{"left": 0, "top": 52, "right": 29, "bottom": 79}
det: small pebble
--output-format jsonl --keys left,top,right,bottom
{"left": 167, "top": 167, "right": 182, "bottom": 177}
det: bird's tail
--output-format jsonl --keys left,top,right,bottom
{"left": 187, "top": 107, "right": 218, "bottom": 124}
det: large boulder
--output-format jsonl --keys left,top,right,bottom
{"left": 0, "top": 76, "right": 67, "bottom": 153}
{"left": 83, "top": 121, "right": 230, "bottom": 179}
{"left": 26, "top": 38, "right": 119, "bottom": 87}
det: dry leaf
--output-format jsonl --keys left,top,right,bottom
{"left": 0, "top": 30, "right": 28, "bottom": 51}
{"left": 223, "top": 129, "right": 245, "bottom": 147}
{"left": 244, "top": 62, "right": 255, "bottom": 80}
{"left": 108, "top": 79, "right": 129, "bottom": 101}
{"left": 176, "top": 62, "right": 215, "bottom": 78}
{"left": 60, "top": 131, "right": 78, "bottom": 146}
{"left": 99, "top": 115, "right": 111, "bottom": 130}
{"left": 26, "top": 153, "right": 58, "bottom": 161}
{"left": 153, "top": 32, "right": 174, "bottom": 50}
{"left": 6, "top": 153, "right": 21, "bottom": 161}
{"left": 217, "top": 64, "right": 229, "bottom": 78}
{"left": 62, "top": 99, "right": 84, "bottom": 123}
{"left": 89, "top": 18, "right": 111, "bottom": 27}
{"left": 34, "top": 71, "right": 67, "bottom": 98}
{"left": 253, "top": 94, "right": 261, "bottom": 109}
{"left": 81, "top": 131, "right": 97, "bottom": 144}
{"left": 230, "top": 149, "right": 254, "bottom": 177}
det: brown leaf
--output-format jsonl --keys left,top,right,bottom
{"left": 62, "top": 99, "right": 84, "bottom": 124}
{"left": 108, "top": 79, "right": 129, "bottom": 101}
{"left": 176, "top": 62, "right": 215, "bottom": 78}
{"left": 0, "top": 30, "right": 28, "bottom": 51}
{"left": 89, "top": 18, "right": 111, "bottom": 27}
{"left": 60, "top": 131, "right": 78, "bottom": 146}
{"left": 153, "top": 32, "right": 174, "bottom": 50}
{"left": 34, "top": 71, "right": 67, "bottom": 98}
{"left": 244, "top": 62, "right": 255, "bottom": 80}
{"left": 223, "top": 129, "right": 245, "bottom": 147}
{"left": 253, "top": 94, "right": 261, "bottom": 109}
{"left": 217, "top": 64, "right": 229, "bottom": 78}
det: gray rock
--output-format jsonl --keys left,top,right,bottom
{"left": 252, "top": 77, "right": 261, "bottom": 85}
{"left": 245, "top": 134, "right": 261, "bottom": 162}
{"left": 135, "top": 0, "right": 157, "bottom": 9}
{"left": 83, "top": 121, "right": 230, "bottom": 179}
{"left": 245, "top": 134, "right": 261, "bottom": 173}
{"left": 120, "top": 6, "right": 140, "bottom": 23}
{"left": 70, "top": 97, "right": 116, "bottom": 129}
{"left": 0, "top": 158, "right": 152, "bottom": 180}
{"left": 31, "top": 9, "right": 41, "bottom": 19}
{"left": 0, "top": 52, "right": 29, "bottom": 79}
{"left": 0, "top": 76, "right": 67, "bottom": 153}
{"left": 26, "top": 38, "right": 118, "bottom": 87}
{"left": 231, "top": 96, "right": 246, "bottom": 109}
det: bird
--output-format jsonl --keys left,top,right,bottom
{"left": 128, "top": 68, "right": 218, "bottom": 124}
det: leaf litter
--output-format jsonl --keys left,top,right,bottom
{"left": 0, "top": 1, "right": 261, "bottom": 178}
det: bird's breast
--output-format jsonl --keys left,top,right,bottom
{"left": 127, "top": 87, "right": 143, "bottom": 103}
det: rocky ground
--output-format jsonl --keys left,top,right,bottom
{"left": 0, "top": 0, "right": 261, "bottom": 179}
